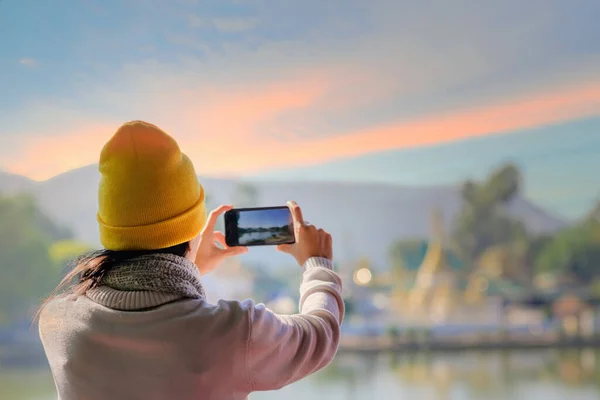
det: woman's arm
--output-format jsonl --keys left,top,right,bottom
{"left": 245, "top": 257, "right": 344, "bottom": 392}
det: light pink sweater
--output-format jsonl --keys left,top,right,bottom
{"left": 39, "top": 257, "right": 344, "bottom": 400}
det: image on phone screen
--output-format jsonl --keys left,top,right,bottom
{"left": 225, "top": 206, "right": 295, "bottom": 247}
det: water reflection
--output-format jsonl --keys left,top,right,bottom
{"left": 260, "top": 348, "right": 600, "bottom": 400}
{"left": 2, "top": 349, "right": 600, "bottom": 399}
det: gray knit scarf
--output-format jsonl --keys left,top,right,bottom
{"left": 100, "top": 253, "right": 206, "bottom": 300}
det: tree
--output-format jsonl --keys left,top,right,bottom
{"left": 534, "top": 219, "right": 600, "bottom": 284}
{"left": 0, "top": 194, "right": 72, "bottom": 323}
{"left": 452, "top": 163, "right": 528, "bottom": 267}
{"left": 484, "top": 163, "right": 521, "bottom": 203}
{"left": 586, "top": 199, "right": 600, "bottom": 224}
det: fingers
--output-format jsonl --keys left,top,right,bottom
{"left": 304, "top": 223, "right": 317, "bottom": 234}
{"left": 318, "top": 228, "right": 329, "bottom": 246}
{"left": 214, "top": 230, "right": 247, "bottom": 255}
{"left": 213, "top": 231, "right": 227, "bottom": 248}
{"left": 286, "top": 200, "right": 304, "bottom": 229}
{"left": 203, "top": 204, "right": 233, "bottom": 234}
{"left": 222, "top": 246, "right": 248, "bottom": 257}
{"left": 324, "top": 232, "right": 332, "bottom": 247}
{"left": 324, "top": 231, "right": 333, "bottom": 259}
{"left": 276, "top": 244, "right": 293, "bottom": 254}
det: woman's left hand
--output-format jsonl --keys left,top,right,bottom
{"left": 194, "top": 205, "right": 248, "bottom": 275}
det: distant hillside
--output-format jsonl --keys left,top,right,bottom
{"left": 0, "top": 165, "right": 566, "bottom": 269}
{"left": 0, "top": 172, "right": 35, "bottom": 194}
{"left": 252, "top": 119, "right": 600, "bottom": 221}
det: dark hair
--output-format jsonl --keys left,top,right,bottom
{"left": 35, "top": 242, "right": 190, "bottom": 321}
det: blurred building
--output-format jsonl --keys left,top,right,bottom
{"left": 407, "top": 209, "right": 458, "bottom": 323}
{"left": 392, "top": 209, "right": 505, "bottom": 327}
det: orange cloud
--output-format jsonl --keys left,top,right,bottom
{"left": 4, "top": 77, "right": 600, "bottom": 181}
{"left": 2, "top": 76, "right": 329, "bottom": 180}
{"left": 220, "top": 78, "right": 600, "bottom": 173}
{"left": 3, "top": 123, "right": 118, "bottom": 180}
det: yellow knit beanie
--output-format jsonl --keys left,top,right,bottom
{"left": 97, "top": 120, "right": 207, "bottom": 250}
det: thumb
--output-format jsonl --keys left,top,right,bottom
{"left": 276, "top": 244, "right": 293, "bottom": 254}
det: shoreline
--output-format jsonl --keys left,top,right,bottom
{"left": 338, "top": 335, "right": 600, "bottom": 354}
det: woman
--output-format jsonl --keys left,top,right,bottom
{"left": 39, "top": 121, "right": 344, "bottom": 400}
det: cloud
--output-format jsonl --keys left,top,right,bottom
{"left": 0, "top": 73, "right": 331, "bottom": 180}
{"left": 268, "top": 79, "right": 600, "bottom": 166}
{"left": 5, "top": 75, "right": 600, "bottom": 181}
{"left": 2, "top": 0, "right": 600, "bottom": 180}
{"left": 18, "top": 58, "right": 36, "bottom": 67}
{"left": 2, "top": 123, "right": 118, "bottom": 180}
{"left": 179, "top": 78, "right": 600, "bottom": 176}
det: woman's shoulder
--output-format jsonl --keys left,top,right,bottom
{"left": 40, "top": 293, "right": 80, "bottom": 316}
{"left": 38, "top": 293, "right": 86, "bottom": 334}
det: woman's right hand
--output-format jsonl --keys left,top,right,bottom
{"left": 194, "top": 205, "right": 248, "bottom": 275}
{"left": 276, "top": 201, "right": 333, "bottom": 266}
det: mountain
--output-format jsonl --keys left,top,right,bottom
{"left": 252, "top": 118, "right": 600, "bottom": 221}
{"left": 0, "top": 165, "right": 566, "bottom": 269}
{"left": 0, "top": 171, "right": 35, "bottom": 194}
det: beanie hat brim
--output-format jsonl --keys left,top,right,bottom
{"left": 98, "top": 191, "right": 207, "bottom": 251}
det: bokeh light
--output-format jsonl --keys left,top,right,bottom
{"left": 354, "top": 267, "right": 373, "bottom": 286}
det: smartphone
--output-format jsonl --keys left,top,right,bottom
{"left": 224, "top": 206, "right": 296, "bottom": 247}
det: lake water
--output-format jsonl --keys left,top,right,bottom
{"left": 2, "top": 348, "right": 600, "bottom": 399}
{"left": 240, "top": 231, "right": 275, "bottom": 241}
{"left": 239, "top": 230, "right": 291, "bottom": 245}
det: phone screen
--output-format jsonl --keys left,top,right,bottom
{"left": 224, "top": 206, "right": 295, "bottom": 247}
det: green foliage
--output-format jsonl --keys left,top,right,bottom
{"left": 453, "top": 164, "right": 600, "bottom": 285}
{"left": 483, "top": 163, "right": 521, "bottom": 203}
{"left": 386, "top": 325, "right": 400, "bottom": 338}
{"left": 523, "top": 234, "right": 554, "bottom": 265}
{"left": 452, "top": 163, "right": 527, "bottom": 266}
{"left": 389, "top": 163, "right": 599, "bottom": 289}
{"left": 49, "top": 240, "right": 92, "bottom": 267}
{"left": 0, "top": 194, "right": 71, "bottom": 324}
{"left": 587, "top": 200, "right": 600, "bottom": 223}
{"left": 590, "top": 279, "right": 600, "bottom": 296}
{"left": 534, "top": 219, "right": 600, "bottom": 282}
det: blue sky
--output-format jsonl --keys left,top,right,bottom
{"left": 238, "top": 208, "right": 291, "bottom": 230}
{"left": 0, "top": 0, "right": 599, "bottom": 219}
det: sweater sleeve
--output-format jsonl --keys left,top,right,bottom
{"left": 245, "top": 257, "right": 345, "bottom": 392}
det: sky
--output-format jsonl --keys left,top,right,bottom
{"left": 237, "top": 208, "right": 291, "bottom": 230}
{"left": 256, "top": 117, "right": 600, "bottom": 220}
{"left": 1, "top": 0, "right": 600, "bottom": 213}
